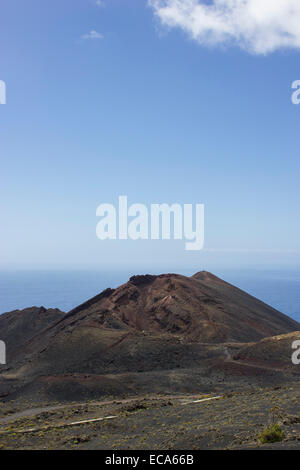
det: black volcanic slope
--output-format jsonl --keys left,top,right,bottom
{"left": 0, "top": 272, "right": 299, "bottom": 401}
{"left": 0, "top": 306, "right": 64, "bottom": 360}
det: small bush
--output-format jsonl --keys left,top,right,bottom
{"left": 258, "top": 424, "right": 285, "bottom": 444}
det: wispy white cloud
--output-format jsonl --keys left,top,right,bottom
{"left": 95, "top": 0, "right": 105, "bottom": 7}
{"left": 148, "top": 0, "right": 300, "bottom": 54}
{"left": 81, "top": 30, "right": 104, "bottom": 40}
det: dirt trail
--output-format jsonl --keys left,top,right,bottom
{"left": 228, "top": 359, "right": 284, "bottom": 372}
{"left": 0, "top": 392, "right": 219, "bottom": 427}
{"left": 0, "top": 415, "right": 118, "bottom": 435}
{"left": 223, "top": 346, "right": 285, "bottom": 372}
{"left": 0, "top": 404, "right": 66, "bottom": 425}
{"left": 0, "top": 394, "right": 223, "bottom": 436}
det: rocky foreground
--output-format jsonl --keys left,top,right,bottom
{"left": 1, "top": 271, "right": 300, "bottom": 449}
{"left": 1, "top": 384, "right": 300, "bottom": 449}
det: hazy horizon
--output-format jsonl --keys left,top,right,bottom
{"left": 1, "top": 267, "right": 300, "bottom": 322}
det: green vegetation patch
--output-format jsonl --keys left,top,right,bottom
{"left": 258, "top": 424, "right": 285, "bottom": 444}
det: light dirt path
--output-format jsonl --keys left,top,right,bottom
{"left": 0, "top": 404, "right": 66, "bottom": 425}
{"left": 181, "top": 396, "right": 222, "bottom": 405}
{"left": 0, "top": 394, "right": 225, "bottom": 436}
{"left": 0, "top": 415, "right": 118, "bottom": 435}
{"left": 228, "top": 359, "right": 285, "bottom": 372}
{"left": 0, "top": 392, "right": 222, "bottom": 427}
{"left": 223, "top": 346, "right": 284, "bottom": 372}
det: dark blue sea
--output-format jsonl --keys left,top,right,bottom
{"left": 1, "top": 269, "right": 300, "bottom": 322}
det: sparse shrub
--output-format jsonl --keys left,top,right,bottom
{"left": 258, "top": 423, "right": 285, "bottom": 444}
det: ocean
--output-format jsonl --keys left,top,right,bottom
{"left": 0, "top": 269, "right": 300, "bottom": 322}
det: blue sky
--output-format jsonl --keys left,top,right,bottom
{"left": 0, "top": 0, "right": 299, "bottom": 272}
